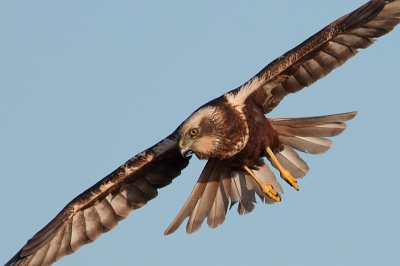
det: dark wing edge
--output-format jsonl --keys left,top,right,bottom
{"left": 5, "top": 129, "right": 190, "bottom": 266}
{"left": 228, "top": 0, "right": 400, "bottom": 112}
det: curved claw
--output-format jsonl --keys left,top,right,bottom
{"left": 259, "top": 181, "right": 281, "bottom": 202}
{"left": 243, "top": 165, "right": 281, "bottom": 202}
{"left": 280, "top": 168, "right": 299, "bottom": 191}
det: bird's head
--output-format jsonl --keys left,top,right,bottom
{"left": 178, "top": 106, "right": 222, "bottom": 160}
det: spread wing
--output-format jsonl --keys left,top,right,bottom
{"left": 226, "top": 0, "right": 400, "bottom": 112}
{"left": 165, "top": 0, "right": 400, "bottom": 235}
{"left": 5, "top": 1, "right": 400, "bottom": 265}
{"left": 5, "top": 130, "right": 190, "bottom": 266}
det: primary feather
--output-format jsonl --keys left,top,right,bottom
{"left": 6, "top": 1, "right": 400, "bottom": 265}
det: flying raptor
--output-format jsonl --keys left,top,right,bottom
{"left": 6, "top": 0, "right": 400, "bottom": 265}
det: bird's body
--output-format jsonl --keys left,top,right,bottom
{"left": 178, "top": 94, "right": 281, "bottom": 168}
{"left": 223, "top": 96, "right": 280, "bottom": 170}
{"left": 5, "top": 1, "right": 400, "bottom": 265}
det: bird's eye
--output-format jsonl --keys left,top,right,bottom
{"left": 190, "top": 128, "right": 199, "bottom": 137}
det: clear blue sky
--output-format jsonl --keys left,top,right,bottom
{"left": 1, "top": 1, "right": 399, "bottom": 265}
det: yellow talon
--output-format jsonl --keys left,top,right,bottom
{"left": 243, "top": 165, "right": 281, "bottom": 202}
{"left": 280, "top": 168, "right": 299, "bottom": 190}
{"left": 258, "top": 181, "right": 281, "bottom": 202}
{"left": 266, "top": 146, "right": 299, "bottom": 191}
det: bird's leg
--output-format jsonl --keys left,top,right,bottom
{"left": 266, "top": 146, "right": 299, "bottom": 191}
{"left": 243, "top": 165, "right": 281, "bottom": 202}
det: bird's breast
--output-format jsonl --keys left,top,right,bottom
{"left": 219, "top": 105, "right": 280, "bottom": 170}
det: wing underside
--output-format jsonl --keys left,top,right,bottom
{"left": 5, "top": 1, "right": 400, "bottom": 265}
{"left": 227, "top": 0, "right": 400, "bottom": 112}
{"left": 6, "top": 131, "right": 190, "bottom": 266}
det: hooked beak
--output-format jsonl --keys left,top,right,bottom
{"left": 179, "top": 139, "right": 193, "bottom": 158}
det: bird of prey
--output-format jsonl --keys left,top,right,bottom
{"left": 5, "top": 0, "right": 400, "bottom": 265}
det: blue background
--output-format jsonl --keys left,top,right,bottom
{"left": 1, "top": 1, "right": 399, "bottom": 265}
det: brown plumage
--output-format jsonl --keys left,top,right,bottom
{"left": 5, "top": 1, "right": 400, "bottom": 265}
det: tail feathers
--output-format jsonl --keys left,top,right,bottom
{"left": 269, "top": 111, "right": 357, "bottom": 137}
{"left": 207, "top": 175, "right": 230, "bottom": 228}
{"left": 164, "top": 160, "right": 222, "bottom": 235}
{"left": 278, "top": 135, "right": 332, "bottom": 154}
{"left": 164, "top": 161, "right": 281, "bottom": 235}
{"left": 270, "top": 111, "right": 357, "bottom": 155}
{"left": 270, "top": 111, "right": 357, "bottom": 178}
{"left": 273, "top": 145, "right": 309, "bottom": 179}
{"left": 230, "top": 171, "right": 257, "bottom": 215}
